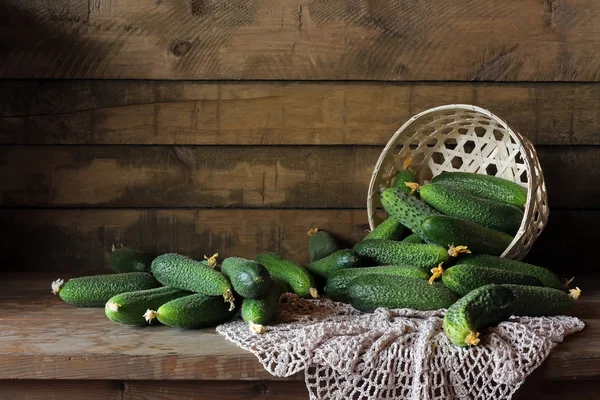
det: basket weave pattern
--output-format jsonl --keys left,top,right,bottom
{"left": 367, "top": 105, "right": 549, "bottom": 260}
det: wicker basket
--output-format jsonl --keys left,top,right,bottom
{"left": 367, "top": 104, "right": 549, "bottom": 261}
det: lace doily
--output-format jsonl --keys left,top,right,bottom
{"left": 217, "top": 294, "right": 584, "bottom": 400}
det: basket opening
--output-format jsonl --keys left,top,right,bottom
{"left": 519, "top": 170, "right": 528, "bottom": 183}
{"left": 463, "top": 140, "right": 476, "bottom": 154}
{"left": 431, "top": 152, "right": 445, "bottom": 165}
{"left": 474, "top": 126, "right": 487, "bottom": 137}
{"left": 486, "top": 164, "right": 498, "bottom": 175}
{"left": 493, "top": 129, "right": 505, "bottom": 141}
{"left": 451, "top": 156, "right": 463, "bottom": 169}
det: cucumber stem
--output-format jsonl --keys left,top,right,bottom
{"left": 569, "top": 287, "right": 582, "bottom": 300}
{"left": 307, "top": 228, "right": 319, "bottom": 236}
{"left": 106, "top": 302, "right": 121, "bottom": 312}
{"left": 448, "top": 244, "right": 471, "bottom": 258}
{"left": 223, "top": 290, "right": 236, "bottom": 311}
{"left": 465, "top": 331, "right": 481, "bottom": 346}
{"left": 249, "top": 321, "right": 267, "bottom": 334}
{"left": 51, "top": 278, "right": 64, "bottom": 294}
{"left": 564, "top": 276, "right": 575, "bottom": 288}
{"left": 404, "top": 182, "right": 420, "bottom": 195}
{"left": 310, "top": 287, "right": 319, "bottom": 299}
{"left": 143, "top": 309, "right": 157, "bottom": 323}
{"left": 204, "top": 253, "right": 219, "bottom": 269}
{"left": 428, "top": 263, "right": 444, "bottom": 285}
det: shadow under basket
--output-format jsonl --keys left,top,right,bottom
{"left": 367, "top": 104, "right": 549, "bottom": 261}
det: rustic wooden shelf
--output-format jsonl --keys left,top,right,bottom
{"left": 1, "top": 273, "right": 599, "bottom": 388}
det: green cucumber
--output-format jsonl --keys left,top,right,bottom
{"left": 241, "top": 279, "right": 288, "bottom": 334}
{"left": 256, "top": 253, "right": 318, "bottom": 299}
{"left": 443, "top": 284, "right": 515, "bottom": 347}
{"left": 308, "top": 229, "right": 339, "bottom": 262}
{"left": 52, "top": 272, "right": 161, "bottom": 307}
{"left": 380, "top": 188, "right": 441, "bottom": 235}
{"left": 347, "top": 274, "right": 459, "bottom": 312}
{"left": 304, "top": 249, "right": 361, "bottom": 279}
{"left": 432, "top": 171, "right": 528, "bottom": 209}
{"left": 364, "top": 217, "right": 406, "bottom": 241}
{"left": 459, "top": 254, "right": 562, "bottom": 289}
{"left": 109, "top": 245, "right": 154, "bottom": 273}
{"left": 503, "top": 284, "right": 576, "bottom": 316}
{"left": 441, "top": 264, "right": 542, "bottom": 296}
{"left": 324, "top": 265, "right": 429, "bottom": 302}
{"left": 220, "top": 257, "right": 271, "bottom": 299}
{"left": 151, "top": 253, "right": 235, "bottom": 309}
{"left": 353, "top": 239, "right": 449, "bottom": 269}
{"left": 147, "top": 293, "right": 236, "bottom": 329}
{"left": 421, "top": 215, "right": 513, "bottom": 256}
{"left": 105, "top": 286, "right": 191, "bottom": 326}
{"left": 419, "top": 183, "right": 524, "bottom": 235}
{"left": 392, "top": 169, "right": 418, "bottom": 193}
{"left": 402, "top": 233, "right": 424, "bottom": 244}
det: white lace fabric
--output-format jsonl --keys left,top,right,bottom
{"left": 217, "top": 294, "right": 584, "bottom": 400}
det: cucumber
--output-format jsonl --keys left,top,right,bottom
{"left": 347, "top": 274, "right": 459, "bottom": 312}
{"left": 151, "top": 253, "right": 235, "bottom": 310}
{"left": 402, "top": 233, "right": 424, "bottom": 244}
{"left": 353, "top": 239, "right": 449, "bottom": 269}
{"left": 419, "top": 183, "right": 524, "bottom": 235}
{"left": 392, "top": 169, "right": 418, "bottom": 193}
{"left": 241, "top": 279, "right": 288, "bottom": 334}
{"left": 421, "top": 215, "right": 513, "bottom": 256}
{"left": 443, "top": 284, "right": 515, "bottom": 347}
{"left": 304, "top": 249, "right": 361, "bottom": 279}
{"left": 105, "top": 286, "right": 191, "bottom": 326}
{"left": 220, "top": 257, "right": 271, "bottom": 299}
{"left": 324, "top": 265, "right": 429, "bottom": 302}
{"left": 459, "top": 254, "right": 562, "bottom": 289}
{"left": 109, "top": 245, "right": 154, "bottom": 273}
{"left": 380, "top": 188, "right": 441, "bottom": 235}
{"left": 364, "top": 217, "right": 405, "bottom": 241}
{"left": 432, "top": 171, "right": 528, "bottom": 209}
{"left": 52, "top": 272, "right": 161, "bottom": 307}
{"left": 307, "top": 229, "right": 339, "bottom": 262}
{"left": 146, "top": 293, "right": 236, "bottom": 329}
{"left": 441, "top": 264, "right": 543, "bottom": 296}
{"left": 256, "top": 253, "right": 318, "bottom": 299}
{"left": 503, "top": 284, "right": 576, "bottom": 316}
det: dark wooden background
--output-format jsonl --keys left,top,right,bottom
{"left": 0, "top": 0, "right": 598, "bottom": 275}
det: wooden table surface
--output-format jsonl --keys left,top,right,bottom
{"left": 1, "top": 273, "right": 599, "bottom": 383}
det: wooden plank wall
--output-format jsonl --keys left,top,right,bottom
{"left": 0, "top": 0, "right": 598, "bottom": 275}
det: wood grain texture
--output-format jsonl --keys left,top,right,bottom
{"left": 1, "top": 0, "right": 599, "bottom": 80}
{"left": 0, "top": 380, "right": 122, "bottom": 400}
{"left": 1, "top": 81, "right": 599, "bottom": 145}
{"left": 123, "top": 380, "right": 309, "bottom": 400}
{"left": 515, "top": 380, "right": 600, "bottom": 400}
{"left": 0, "top": 274, "right": 597, "bottom": 381}
{"left": 0, "top": 209, "right": 595, "bottom": 274}
{"left": 0, "top": 145, "right": 597, "bottom": 208}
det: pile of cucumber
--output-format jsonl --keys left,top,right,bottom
{"left": 51, "top": 170, "right": 581, "bottom": 347}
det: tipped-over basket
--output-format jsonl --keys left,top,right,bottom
{"left": 367, "top": 104, "right": 548, "bottom": 261}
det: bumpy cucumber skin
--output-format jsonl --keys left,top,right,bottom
{"left": 353, "top": 239, "right": 449, "bottom": 269}
{"left": 305, "top": 249, "right": 361, "bottom": 279}
{"left": 402, "top": 233, "right": 424, "bottom": 244}
{"left": 109, "top": 246, "right": 154, "bottom": 273}
{"left": 502, "top": 284, "right": 573, "bottom": 316}
{"left": 58, "top": 272, "right": 161, "bottom": 307}
{"left": 392, "top": 169, "right": 418, "bottom": 193}
{"left": 365, "top": 217, "right": 406, "bottom": 241}
{"left": 442, "top": 264, "right": 542, "bottom": 296}
{"left": 156, "top": 293, "right": 236, "bottom": 329}
{"left": 220, "top": 257, "right": 271, "bottom": 299}
{"left": 421, "top": 215, "right": 513, "bottom": 256}
{"left": 151, "top": 253, "right": 232, "bottom": 296}
{"left": 432, "top": 171, "right": 527, "bottom": 209}
{"left": 325, "top": 265, "right": 429, "bottom": 302}
{"left": 308, "top": 231, "right": 339, "bottom": 262}
{"left": 381, "top": 188, "right": 441, "bottom": 234}
{"left": 420, "top": 183, "right": 524, "bottom": 235}
{"left": 347, "top": 274, "right": 459, "bottom": 312}
{"left": 241, "top": 279, "right": 287, "bottom": 326}
{"left": 460, "top": 254, "right": 562, "bottom": 289}
{"left": 105, "top": 286, "right": 191, "bottom": 326}
{"left": 256, "top": 253, "right": 317, "bottom": 298}
{"left": 443, "top": 284, "right": 515, "bottom": 347}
